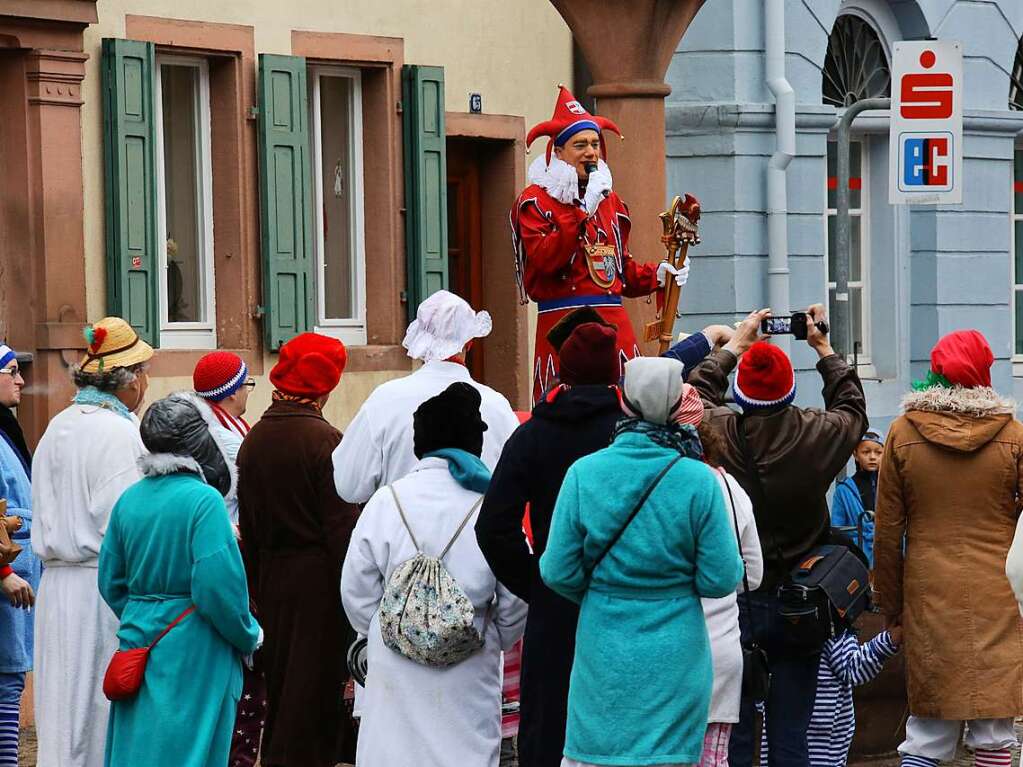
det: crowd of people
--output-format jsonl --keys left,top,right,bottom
{"left": 0, "top": 85, "right": 1017, "bottom": 767}
{"left": 0, "top": 289, "right": 1015, "bottom": 767}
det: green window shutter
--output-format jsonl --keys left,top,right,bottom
{"left": 257, "top": 54, "right": 314, "bottom": 350}
{"left": 402, "top": 65, "right": 448, "bottom": 322}
{"left": 102, "top": 38, "right": 159, "bottom": 347}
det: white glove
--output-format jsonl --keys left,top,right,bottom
{"left": 656, "top": 260, "right": 691, "bottom": 288}
{"left": 583, "top": 165, "right": 613, "bottom": 215}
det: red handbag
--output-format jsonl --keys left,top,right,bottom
{"left": 103, "top": 606, "right": 195, "bottom": 702}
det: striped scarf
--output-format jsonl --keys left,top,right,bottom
{"left": 271, "top": 390, "right": 321, "bottom": 411}
{"left": 209, "top": 401, "right": 250, "bottom": 437}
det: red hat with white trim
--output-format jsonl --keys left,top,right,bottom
{"left": 733, "top": 341, "right": 797, "bottom": 411}
{"left": 527, "top": 84, "right": 623, "bottom": 164}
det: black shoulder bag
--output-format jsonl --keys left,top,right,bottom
{"left": 585, "top": 455, "right": 683, "bottom": 580}
{"left": 719, "top": 469, "right": 771, "bottom": 701}
{"left": 734, "top": 417, "right": 869, "bottom": 651}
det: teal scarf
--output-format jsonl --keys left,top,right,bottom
{"left": 73, "top": 386, "right": 133, "bottom": 421}
{"left": 425, "top": 448, "right": 492, "bottom": 494}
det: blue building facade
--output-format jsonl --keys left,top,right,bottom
{"left": 666, "top": 0, "right": 1023, "bottom": 429}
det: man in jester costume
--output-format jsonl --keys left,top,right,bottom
{"left": 512, "top": 85, "right": 689, "bottom": 404}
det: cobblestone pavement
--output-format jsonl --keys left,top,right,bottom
{"left": 13, "top": 722, "right": 1021, "bottom": 767}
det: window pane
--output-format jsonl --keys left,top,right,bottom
{"left": 160, "top": 64, "right": 204, "bottom": 323}
{"left": 825, "top": 140, "right": 861, "bottom": 209}
{"left": 1015, "top": 220, "right": 1023, "bottom": 284}
{"left": 827, "top": 215, "right": 835, "bottom": 277}
{"left": 851, "top": 286, "right": 864, "bottom": 355}
{"left": 850, "top": 141, "right": 861, "bottom": 209}
{"left": 1015, "top": 149, "right": 1023, "bottom": 212}
{"left": 319, "top": 75, "right": 355, "bottom": 320}
{"left": 827, "top": 141, "right": 836, "bottom": 209}
{"left": 826, "top": 214, "right": 860, "bottom": 282}
{"left": 1016, "top": 291, "right": 1023, "bottom": 356}
{"left": 851, "top": 215, "right": 861, "bottom": 281}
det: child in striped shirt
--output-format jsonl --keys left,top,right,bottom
{"left": 761, "top": 627, "right": 901, "bottom": 767}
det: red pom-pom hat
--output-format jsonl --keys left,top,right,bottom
{"left": 733, "top": 341, "right": 797, "bottom": 410}
{"left": 527, "top": 84, "right": 623, "bottom": 164}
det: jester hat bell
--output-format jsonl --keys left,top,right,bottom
{"left": 527, "top": 84, "right": 623, "bottom": 164}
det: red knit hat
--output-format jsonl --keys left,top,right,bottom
{"left": 559, "top": 322, "right": 620, "bottom": 386}
{"left": 930, "top": 330, "right": 993, "bottom": 388}
{"left": 270, "top": 333, "right": 348, "bottom": 399}
{"left": 733, "top": 341, "right": 796, "bottom": 410}
{"left": 193, "top": 351, "right": 248, "bottom": 401}
{"left": 527, "top": 84, "right": 623, "bottom": 164}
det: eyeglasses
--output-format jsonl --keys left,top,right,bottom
{"left": 0, "top": 367, "right": 21, "bottom": 378}
{"left": 243, "top": 379, "right": 256, "bottom": 390}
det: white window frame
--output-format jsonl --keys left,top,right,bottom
{"left": 824, "top": 135, "right": 872, "bottom": 365}
{"left": 1013, "top": 143, "right": 1023, "bottom": 375}
{"left": 309, "top": 65, "right": 367, "bottom": 346}
{"left": 153, "top": 55, "right": 217, "bottom": 350}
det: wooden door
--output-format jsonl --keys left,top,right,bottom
{"left": 446, "top": 138, "right": 485, "bottom": 382}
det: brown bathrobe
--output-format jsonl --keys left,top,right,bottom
{"left": 874, "top": 385, "right": 1023, "bottom": 720}
{"left": 237, "top": 399, "right": 359, "bottom": 766}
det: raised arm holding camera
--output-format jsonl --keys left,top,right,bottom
{"left": 688, "top": 304, "right": 868, "bottom": 767}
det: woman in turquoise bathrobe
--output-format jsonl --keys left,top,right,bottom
{"left": 541, "top": 358, "right": 743, "bottom": 767}
{"left": 99, "top": 393, "right": 261, "bottom": 767}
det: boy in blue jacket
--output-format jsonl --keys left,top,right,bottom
{"left": 831, "top": 430, "right": 884, "bottom": 565}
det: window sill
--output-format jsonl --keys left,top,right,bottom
{"left": 146, "top": 344, "right": 411, "bottom": 378}
{"left": 314, "top": 325, "right": 368, "bottom": 347}
{"left": 1013, "top": 360, "right": 1023, "bottom": 378}
{"left": 159, "top": 327, "right": 217, "bottom": 351}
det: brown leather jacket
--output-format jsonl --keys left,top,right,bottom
{"left": 689, "top": 348, "right": 868, "bottom": 590}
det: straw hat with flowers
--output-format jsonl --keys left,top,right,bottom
{"left": 79, "top": 317, "right": 154, "bottom": 373}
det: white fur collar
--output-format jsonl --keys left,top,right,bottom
{"left": 527, "top": 156, "right": 612, "bottom": 206}
{"left": 902, "top": 386, "right": 1017, "bottom": 417}
{"left": 139, "top": 453, "right": 205, "bottom": 479}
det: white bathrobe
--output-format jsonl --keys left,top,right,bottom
{"left": 31, "top": 403, "right": 146, "bottom": 767}
{"left": 332, "top": 360, "right": 520, "bottom": 504}
{"left": 341, "top": 458, "right": 527, "bottom": 767}
{"left": 702, "top": 470, "right": 763, "bottom": 724}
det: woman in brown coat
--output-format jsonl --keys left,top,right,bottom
{"left": 874, "top": 330, "right": 1023, "bottom": 767}
{"left": 237, "top": 333, "right": 359, "bottom": 767}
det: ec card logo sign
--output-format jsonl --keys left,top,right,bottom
{"left": 888, "top": 41, "right": 963, "bottom": 205}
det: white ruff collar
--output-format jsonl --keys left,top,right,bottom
{"left": 527, "top": 156, "right": 612, "bottom": 206}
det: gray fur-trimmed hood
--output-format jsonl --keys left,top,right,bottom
{"left": 902, "top": 386, "right": 1016, "bottom": 417}
{"left": 137, "top": 391, "right": 238, "bottom": 497}
{"left": 139, "top": 453, "right": 205, "bottom": 479}
{"left": 167, "top": 391, "right": 238, "bottom": 499}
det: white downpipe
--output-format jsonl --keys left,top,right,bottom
{"left": 765, "top": 0, "right": 794, "bottom": 355}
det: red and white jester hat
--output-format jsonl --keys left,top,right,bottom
{"left": 526, "top": 84, "right": 623, "bottom": 164}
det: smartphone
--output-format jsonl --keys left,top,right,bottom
{"left": 761, "top": 312, "right": 809, "bottom": 340}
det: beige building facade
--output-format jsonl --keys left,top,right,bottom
{"left": 0, "top": 0, "right": 573, "bottom": 442}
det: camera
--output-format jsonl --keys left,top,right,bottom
{"left": 760, "top": 312, "right": 829, "bottom": 341}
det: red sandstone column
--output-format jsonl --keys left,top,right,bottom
{"left": 23, "top": 50, "right": 90, "bottom": 444}
{"left": 550, "top": 0, "right": 706, "bottom": 354}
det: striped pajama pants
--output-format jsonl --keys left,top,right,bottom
{"left": 0, "top": 672, "right": 24, "bottom": 766}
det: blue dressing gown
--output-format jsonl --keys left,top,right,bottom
{"left": 0, "top": 434, "right": 39, "bottom": 674}
{"left": 98, "top": 471, "right": 261, "bottom": 767}
{"left": 541, "top": 432, "right": 743, "bottom": 766}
